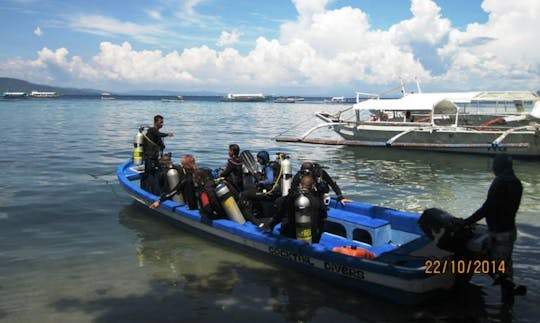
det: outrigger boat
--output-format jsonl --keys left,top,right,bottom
{"left": 276, "top": 85, "right": 540, "bottom": 158}
{"left": 117, "top": 158, "right": 456, "bottom": 304}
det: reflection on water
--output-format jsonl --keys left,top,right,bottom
{"left": 64, "top": 203, "right": 524, "bottom": 322}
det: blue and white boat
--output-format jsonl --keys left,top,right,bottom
{"left": 117, "top": 159, "right": 454, "bottom": 304}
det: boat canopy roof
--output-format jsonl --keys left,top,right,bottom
{"left": 354, "top": 93, "right": 461, "bottom": 114}
{"left": 353, "top": 91, "right": 540, "bottom": 114}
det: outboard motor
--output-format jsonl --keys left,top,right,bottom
{"left": 280, "top": 154, "right": 292, "bottom": 196}
{"left": 418, "top": 208, "right": 476, "bottom": 254}
{"left": 294, "top": 194, "right": 312, "bottom": 243}
{"left": 133, "top": 127, "right": 145, "bottom": 165}
{"left": 166, "top": 166, "right": 185, "bottom": 205}
{"left": 215, "top": 183, "right": 246, "bottom": 224}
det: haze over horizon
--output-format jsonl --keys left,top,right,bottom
{"left": 1, "top": 0, "right": 539, "bottom": 96}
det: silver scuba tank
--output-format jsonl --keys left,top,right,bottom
{"left": 133, "top": 127, "right": 145, "bottom": 165}
{"left": 323, "top": 193, "right": 331, "bottom": 206}
{"left": 281, "top": 156, "right": 292, "bottom": 196}
{"left": 166, "top": 166, "right": 185, "bottom": 205}
{"left": 215, "top": 183, "right": 246, "bottom": 224}
{"left": 294, "top": 193, "right": 312, "bottom": 243}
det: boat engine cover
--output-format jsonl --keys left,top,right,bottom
{"left": 418, "top": 208, "right": 473, "bottom": 253}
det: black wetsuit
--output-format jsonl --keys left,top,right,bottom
{"left": 464, "top": 155, "right": 522, "bottom": 232}
{"left": 158, "top": 166, "right": 198, "bottom": 209}
{"left": 221, "top": 156, "right": 243, "bottom": 192}
{"left": 141, "top": 127, "right": 168, "bottom": 194}
{"left": 464, "top": 154, "right": 523, "bottom": 300}
{"left": 291, "top": 168, "right": 344, "bottom": 203}
{"left": 269, "top": 187, "right": 326, "bottom": 243}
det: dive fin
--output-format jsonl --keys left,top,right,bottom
{"left": 240, "top": 150, "right": 258, "bottom": 176}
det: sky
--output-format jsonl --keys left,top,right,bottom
{"left": 0, "top": 0, "right": 539, "bottom": 95}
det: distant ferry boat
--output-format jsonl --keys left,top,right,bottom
{"left": 222, "top": 93, "right": 266, "bottom": 102}
{"left": 2, "top": 91, "right": 28, "bottom": 99}
{"left": 101, "top": 92, "right": 115, "bottom": 100}
{"left": 30, "top": 90, "right": 60, "bottom": 98}
{"left": 161, "top": 95, "right": 184, "bottom": 103}
{"left": 324, "top": 96, "right": 347, "bottom": 103}
{"left": 274, "top": 97, "right": 305, "bottom": 103}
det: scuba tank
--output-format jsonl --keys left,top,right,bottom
{"left": 133, "top": 127, "right": 145, "bottom": 165}
{"left": 280, "top": 154, "right": 292, "bottom": 196}
{"left": 215, "top": 183, "right": 246, "bottom": 224}
{"left": 322, "top": 193, "right": 331, "bottom": 206}
{"left": 166, "top": 166, "right": 185, "bottom": 205}
{"left": 294, "top": 193, "right": 312, "bottom": 243}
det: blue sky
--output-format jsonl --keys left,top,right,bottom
{"left": 0, "top": 0, "right": 538, "bottom": 95}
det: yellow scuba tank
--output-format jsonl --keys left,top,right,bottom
{"left": 133, "top": 127, "right": 145, "bottom": 165}
{"left": 215, "top": 183, "right": 246, "bottom": 224}
{"left": 294, "top": 193, "right": 312, "bottom": 243}
{"left": 280, "top": 155, "right": 292, "bottom": 196}
{"left": 166, "top": 166, "right": 185, "bottom": 205}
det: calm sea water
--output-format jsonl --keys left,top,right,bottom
{"left": 0, "top": 97, "right": 539, "bottom": 322}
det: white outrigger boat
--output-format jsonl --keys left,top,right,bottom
{"left": 276, "top": 85, "right": 540, "bottom": 158}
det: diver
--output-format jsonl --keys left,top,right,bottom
{"left": 218, "top": 144, "right": 244, "bottom": 193}
{"left": 291, "top": 161, "right": 350, "bottom": 206}
{"left": 193, "top": 168, "right": 227, "bottom": 220}
{"left": 261, "top": 173, "right": 327, "bottom": 243}
{"left": 254, "top": 151, "right": 280, "bottom": 196}
{"left": 462, "top": 153, "right": 526, "bottom": 304}
{"left": 150, "top": 154, "right": 198, "bottom": 210}
{"left": 238, "top": 151, "right": 281, "bottom": 221}
{"left": 141, "top": 115, "right": 174, "bottom": 195}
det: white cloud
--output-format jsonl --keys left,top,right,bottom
{"left": 146, "top": 9, "right": 163, "bottom": 21}
{"left": 68, "top": 14, "right": 168, "bottom": 45}
{"left": 33, "top": 26, "right": 42, "bottom": 36}
{"left": 216, "top": 30, "right": 242, "bottom": 47}
{"left": 2, "top": 0, "right": 539, "bottom": 93}
{"left": 436, "top": 0, "right": 540, "bottom": 89}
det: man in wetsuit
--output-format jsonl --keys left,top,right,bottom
{"left": 151, "top": 154, "right": 198, "bottom": 210}
{"left": 463, "top": 153, "right": 526, "bottom": 304}
{"left": 219, "top": 144, "right": 243, "bottom": 193}
{"left": 262, "top": 174, "right": 327, "bottom": 243}
{"left": 291, "top": 162, "right": 348, "bottom": 206}
{"left": 141, "top": 115, "right": 173, "bottom": 194}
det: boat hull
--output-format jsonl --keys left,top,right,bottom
{"left": 117, "top": 160, "right": 454, "bottom": 304}
{"left": 332, "top": 123, "right": 540, "bottom": 157}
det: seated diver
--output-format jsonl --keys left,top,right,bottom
{"left": 261, "top": 173, "right": 326, "bottom": 243}
{"left": 193, "top": 168, "right": 227, "bottom": 220}
{"left": 239, "top": 151, "right": 280, "bottom": 222}
{"left": 217, "top": 143, "right": 244, "bottom": 193}
{"left": 150, "top": 154, "right": 198, "bottom": 209}
{"left": 291, "top": 161, "right": 351, "bottom": 207}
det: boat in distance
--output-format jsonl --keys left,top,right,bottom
{"left": 222, "top": 93, "right": 267, "bottom": 102}
{"left": 2, "top": 91, "right": 28, "bottom": 98}
{"left": 30, "top": 90, "right": 60, "bottom": 98}
{"left": 161, "top": 95, "right": 185, "bottom": 103}
{"left": 101, "top": 92, "right": 115, "bottom": 100}
{"left": 117, "top": 158, "right": 455, "bottom": 304}
{"left": 274, "top": 97, "right": 305, "bottom": 103}
{"left": 276, "top": 83, "right": 540, "bottom": 158}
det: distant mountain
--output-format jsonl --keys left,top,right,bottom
{"left": 0, "top": 77, "right": 101, "bottom": 95}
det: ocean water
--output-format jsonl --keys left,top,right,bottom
{"left": 0, "top": 97, "right": 539, "bottom": 322}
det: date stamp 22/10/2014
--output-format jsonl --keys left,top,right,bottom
{"left": 424, "top": 258, "right": 506, "bottom": 275}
